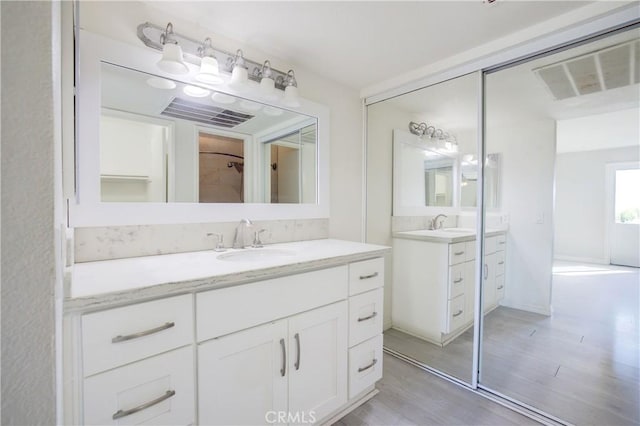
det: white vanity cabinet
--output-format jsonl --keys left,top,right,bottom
{"left": 392, "top": 233, "right": 506, "bottom": 346}
{"left": 67, "top": 253, "right": 386, "bottom": 425}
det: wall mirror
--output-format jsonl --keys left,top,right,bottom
{"left": 72, "top": 30, "right": 329, "bottom": 226}
{"left": 100, "top": 63, "right": 317, "bottom": 205}
{"left": 460, "top": 153, "right": 501, "bottom": 209}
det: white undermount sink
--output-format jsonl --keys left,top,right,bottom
{"left": 217, "top": 248, "right": 297, "bottom": 262}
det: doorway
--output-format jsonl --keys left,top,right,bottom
{"left": 608, "top": 163, "right": 640, "bottom": 267}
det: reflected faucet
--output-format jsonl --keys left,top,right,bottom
{"left": 429, "top": 214, "right": 448, "bottom": 230}
{"left": 233, "top": 218, "right": 253, "bottom": 249}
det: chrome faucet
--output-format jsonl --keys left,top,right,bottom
{"left": 252, "top": 229, "right": 267, "bottom": 248}
{"left": 429, "top": 214, "right": 448, "bottom": 230}
{"left": 233, "top": 219, "right": 253, "bottom": 249}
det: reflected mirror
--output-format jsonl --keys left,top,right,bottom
{"left": 460, "top": 153, "right": 501, "bottom": 208}
{"left": 100, "top": 62, "right": 317, "bottom": 204}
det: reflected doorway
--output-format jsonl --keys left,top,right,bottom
{"left": 198, "top": 132, "right": 245, "bottom": 203}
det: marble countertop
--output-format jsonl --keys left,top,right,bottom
{"left": 393, "top": 227, "right": 507, "bottom": 243}
{"left": 67, "top": 239, "right": 390, "bottom": 312}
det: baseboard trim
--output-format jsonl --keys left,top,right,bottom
{"left": 554, "top": 255, "right": 608, "bottom": 265}
{"left": 500, "top": 301, "right": 552, "bottom": 316}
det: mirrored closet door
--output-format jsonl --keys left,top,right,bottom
{"left": 366, "top": 72, "right": 481, "bottom": 385}
{"left": 480, "top": 27, "right": 640, "bottom": 425}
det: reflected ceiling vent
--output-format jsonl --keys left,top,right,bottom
{"left": 533, "top": 39, "right": 640, "bottom": 100}
{"left": 161, "top": 97, "right": 253, "bottom": 128}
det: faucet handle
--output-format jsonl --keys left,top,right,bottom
{"left": 252, "top": 229, "right": 267, "bottom": 248}
{"left": 207, "top": 233, "right": 226, "bottom": 252}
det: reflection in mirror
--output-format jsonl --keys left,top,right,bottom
{"left": 99, "top": 62, "right": 317, "bottom": 204}
{"left": 263, "top": 124, "right": 316, "bottom": 203}
{"left": 425, "top": 154, "right": 455, "bottom": 206}
{"left": 460, "top": 153, "right": 501, "bottom": 208}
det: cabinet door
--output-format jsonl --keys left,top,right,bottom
{"left": 198, "top": 320, "right": 288, "bottom": 426}
{"left": 288, "top": 301, "right": 348, "bottom": 423}
{"left": 483, "top": 253, "right": 497, "bottom": 312}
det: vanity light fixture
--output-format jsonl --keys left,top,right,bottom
{"left": 229, "top": 49, "right": 249, "bottom": 90}
{"left": 138, "top": 22, "right": 301, "bottom": 104}
{"left": 282, "top": 70, "right": 301, "bottom": 108}
{"left": 156, "top": 23, "right": 189, "bottom": 75}
{"left": 259, "top": 60, "right": 277, "bottom": 100}
{"left": 409, "top": 121, "right": 459, "bottom": 153}
{"left": 196, "top": 38, "right": 224, "bottom": 85}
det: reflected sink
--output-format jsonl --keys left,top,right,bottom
{"left": 441, "top": 228, "right": 475, "bottom": 234}
{"left": 217, "top": 248, "right": 297, "bottom": 262}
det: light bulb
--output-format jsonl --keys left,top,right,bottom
{"left": 157, "top": 43, "right": 189, "bottom": 75}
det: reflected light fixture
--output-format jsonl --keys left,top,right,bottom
{"left": 146, "top": 76, "right": 176, "bottom": 89}
{"left": 156, "top": 23, "right": 189, "bottom": 75}
{"left": 196, "top": 38, "right": 223, "bottom": 84}
{"left": 283, "top": 70, "right": 300, "bottom": 107}
{"left": 239, "top": 99, "right": 262, "bottom": 111}
{"left": 259, "top": 60, "right": 277, "bottom": 100}
{"left": 211, "top": 92, "right": 236, "bottom": 104}
{"left": 183, "top": 85, "right": 210, "bottom": 97}
{"left": 229, "top": 49, "right": 249, "bottom": 90}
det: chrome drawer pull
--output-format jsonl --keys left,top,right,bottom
{"left": 112, "top": 390, "right": 175, "bottom": 420}
{"left": 357, "top": 312, "right": 378, "bottom": 322}
{"left": 454, "top": 251, "right": 465, "bottom": 256}
{"left": 358, "top": 358, "right": 378, "bottom": 373}
{"left": 453, "top": 278, "right": 463, "bottom": 284}
{"left": 452, "top": 309, "right": 463, "bottom": 318}
{"left": 294, "top": 333, "right": 301, "bottom": 371}
{"left": 112, "top": 322, "right": 175, "bottom": 343}
{"left": 359, "top": 272, "right": 379, "bottom": 280}
{"left": 497, "top": 285, "right": 504, "bottom": 290}
{"left": 498, "top": 261, "right": 505, "bottom": 265}
{"left": 499, "top": 241, "right": 506, "bottom": 245}
{"left": 280, "top": 338, "right": 286, "bottom": 377}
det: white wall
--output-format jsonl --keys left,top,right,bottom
{"left": 78, "top": 1, "right": 363, "bottom": 241}
{"left": 555, "top": 146, "right": 640, "bottom": 263}
{"left": 487, "top": 116, "right": 556, "bottom": 315}
{"left": 1, "top": 2, "right": 62, "bottom": 424}
{"left": 557, "top": 108, "right": 640, "bottom": 153}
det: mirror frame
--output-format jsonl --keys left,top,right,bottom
{"left": 70, "top": 30, "right": 330, "bottom": 226}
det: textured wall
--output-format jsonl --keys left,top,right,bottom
{"left": 1, "top": 2, "right": 58, "bottom": 424}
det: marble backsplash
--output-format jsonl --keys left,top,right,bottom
{"left": 74, "top": 218, "right": 329, "bottom": 263}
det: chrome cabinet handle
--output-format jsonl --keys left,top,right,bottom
{"left": 483, "top": 264, "right": 488, "bottom": 280}
{"left": 112, "top": 322, "right": 175, "bottom": 343}
{"left": 454, "top": 251, "right": 465, "bottom": 256}
{"left": 280, "top": 338, "right": 286, "bottom": 377}
{"left": 359, "top": 272, "right": 379, "bottom": 280}
{"left": 498, "top": 261, "right": 505, "bottom": 265}
{"left": 497, "top": 285, "right": 504, "bottom": 290}
{"left": 453, "top": 278, "right": 463, "bottom": 283}
{"left": 112, "top": 390, "right": 175, "bottom": 420}
{"left": 357, "top": 312, "right": 378, "bottom": 322}
{"left": 358, "top": 358, "right": 378, "bottom": 373}
{"left": 453, "top": 309, "right": 463, "bottom": 318}
{"left": 294, "top": 333, "right": 301, "bottom": 371}
{"left": 499, "top": 241, "right": 506, "bottom": 245}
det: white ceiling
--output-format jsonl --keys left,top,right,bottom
{"left": 146, "top": 1, "right": 596, "bottom": 91}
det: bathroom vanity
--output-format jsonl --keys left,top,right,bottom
{"left": 63, "top": 239, "right": 388, "bottom": 425}
{"left": 392, "top": 228, "right": 506, "bottom": 346}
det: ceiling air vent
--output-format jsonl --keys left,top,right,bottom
{"left": 161, "top": 97, "right": 254, "bottom": 128}
{"left": 533, "top": 39, "right": 640, "bottom": 100}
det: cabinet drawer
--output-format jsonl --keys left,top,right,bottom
{"left": 485, "top": 236, "right": 497, "bottom": 254}
{"left": 446, "top": 294, "right": 466, "bottom": 333}
{"left": 83, "top": 346, "right": 194, "bottom": 425}
{"left": 82, "top": 294, "right": 193, "bottom": 377}
{"left": 496, "top": 274, "right": 505, "bottom": 301}
{"left": 465, "top": 240, "right": 476, "bottom": 262}
{"left": 448, "top": 263, "right": 466, "bottom": 299}
{"left": 496, "top": 234, "right": 507, "bottom": 250}
{"left": 349, "top": 258, "right": 384, "bottom": 295}
{"left": 349, "top": 289, "right": 383, "bottom": 347}
{"left": 496, "top": 251, "right": 506, "bottom": 276}
{"left": 348, "top": 335, "right": 383, "bottom": 399}
{"left": 197, "top": 266, "right": 348, "bottom": 341}
{"left": 449, "top": 243, "right": 467, "bottom": 265}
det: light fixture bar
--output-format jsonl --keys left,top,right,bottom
{"left": 137, "top": 22, "right": 290, "bottom": 90}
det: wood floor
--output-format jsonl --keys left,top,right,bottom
{"left": 382, "top": 262, "right": 640, "bottom": 425}
{"left": 335, "top": 354, "right": 539, "bottom": 426}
